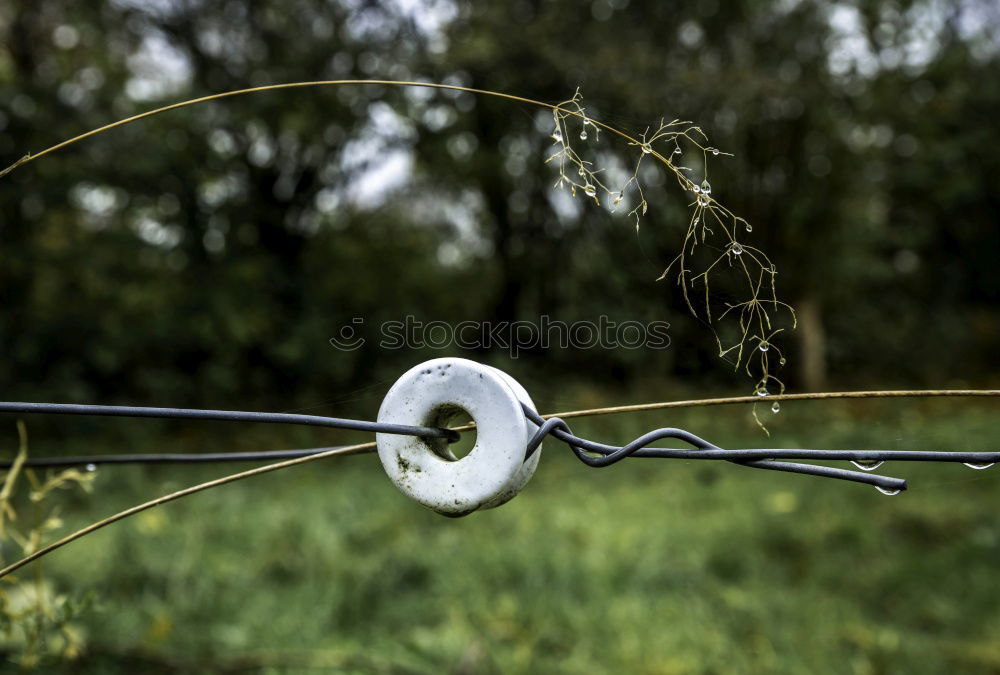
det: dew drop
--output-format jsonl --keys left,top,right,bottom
{"left": 700, "top": 179, "right": 712, "bottom": 195}
{"left": 641, "top": 143, "right": 652, "bottom": 154}
{"left": 876, "top": 486, "right": 902, "bottom": 496}
{"left": 964, "top": 462, "right": 995, "bottom": 470}
{"left": 552, "top": 130, "right": 563, "bottom": 143}
{"left": 85, "top": 463, "right": 97, "bottom": 472}
{"left": 771, "top": 402, "right": 780, "bottom": 414}
{"left": 584, "top": 184, "right": 596, "bottom": 197}
{"left": 578, "top": 167, "right": 586, "bottom": 177}
{"left": 712, "top": 149, "right": 720, "bottom": 156}
{"left": 731, "top": 242, "right": 744, "bottom": 255}
{"left": 851, "top": 460, "right": 884, "bottom": 471}
{"left": 673, "top": 147, "right": 682, "bottom": 155}
{"left": 755, "top": 385, "right": 769, "bottom": 397}
{"left": 759, "top": 342, "right": 769, "bottom": 352}
{"left": 580, "top": 130, "right": 588, "bottom": 141}
{"left": 779, "top": 357, "right": 787, "bottom": 366}
{"left": 692, "top": 184, "right": 701, "bottom": 194}
{"left": 745, "top": 222, "right": 753, "bottom": 232}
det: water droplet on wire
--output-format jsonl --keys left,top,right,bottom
{"left": 964, "top": 462, "right": 995, "bottom": 470}
{"left": 85, "top": 463, "right": 97, "bottom": 472}
{"left": 771, "top": 402, "right": 780, "bottom": 414}
{"left": 876, "top": 486, "right": 902, "bottom": 496}
{"left": 851, "top": 460, "right": 884, "bottom": 471}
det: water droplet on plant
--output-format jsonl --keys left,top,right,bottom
{"left": 712, "top": 149, "right": 720, "bottom": 156}
{"left": 755, "top": 385, "right": 769, "bottom": 397}
{"left": 673, "top": 147, "right": 682, "bottom": 155}
{"left": 578, "top": 167, "right": 585, "bottom": 177}
{"left": 731, "top": 242, "right": 744, "bottom": 255}
{"left": 745, "top": 223, "right": 753, "bottom": 232}
{"left": 580, "top": 130, "right": 588, "bottom": 141}
{"left": 964, "top": 462, "right": 995, "bottom": 470}
{"left": 779, "top": 357, "right": 787, "bottom": 366}
{"left": 759, "top": 342, "right": 769, "bottom": 352}
{"left": 692, "top": 184, "right": 701, "bottom": 194}
{"left": 876, "top": 486, "right": 902, "bottom": 496}
{"left": 641, "top": 143, "right": 652, "bottom": 154}
{"left": 701, "top": 179, "right": 712, "bottom": 195}
{"left": 85, "top": 463, "right": 97, "bottom": 472}
{"left": 771, "top": 402, "right": 780, "bottom": 414}
{"left": 851, "top": 460, "right": 884, "bottom": 471}
{"left": 584, "top": 184, "right": 596, "bottom": 197}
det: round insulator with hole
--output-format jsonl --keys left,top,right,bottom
{"left": 376, "top": 358, "right": 541, "bottom": 516}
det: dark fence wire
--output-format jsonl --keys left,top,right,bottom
{"left": 0, "top": 390, "right": 997, "bottom": 580}
{"left": 2, "top": 397, "right": 998, "bottom": 494}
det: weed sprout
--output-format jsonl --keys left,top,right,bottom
{"left": 547, "top": 89, "right": 796, "bottom": 424}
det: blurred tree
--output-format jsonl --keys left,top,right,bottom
{"left": 0, "top": 0, "right": 997, "bottom": 432}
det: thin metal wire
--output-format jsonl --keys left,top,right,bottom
{"left": 2, "top": 393, "right": 997, "bottom": 488}
{"left": 0, "top": 402, "right": 457, "bottom": 440}
{"left": 521, "top": 409, "right": 910, "bottom": 493}
{"left": 0, "top": 389, "right": 1000, "bottom": 480}
{"left": 0, "top": 389, "right": 996, "bottom": 579}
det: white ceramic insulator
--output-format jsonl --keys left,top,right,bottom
{"left": 376, "top": 358, "right": 541, "bottom": 516}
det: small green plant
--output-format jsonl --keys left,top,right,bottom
{"left": 548, "top": 89, "right": 796, "bottom": 422}
{"left": 0, "top": 423, "right": 94, "bottom": 668}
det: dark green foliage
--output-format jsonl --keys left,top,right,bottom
{"left": 1, "top": 0, "right": 997, "bottom": 420}
{"left": 1, "top": 1, "right": 999, "bottom": 669}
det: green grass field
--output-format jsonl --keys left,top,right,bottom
{"left": 4, "top": 396, "right": 999, "bottom": 673}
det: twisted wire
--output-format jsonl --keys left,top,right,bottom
{"left": 0, "top": 390, "right": 996, "bottom": 580}
{"left": 0, "top": 397, "right": 996, "bottom": 493}
{"left": 521, "top": 408, "right": 911, "bottom": 493}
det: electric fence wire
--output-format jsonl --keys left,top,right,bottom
{"left": 0, "top": 389, "right": 998, "bottom": 581}
{"left": 1, "top": 394, "right": 998, "bottom": 495}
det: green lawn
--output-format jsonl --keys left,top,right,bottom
{"left": 5, "top": 397, "right": 1000, "bottom": 673}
